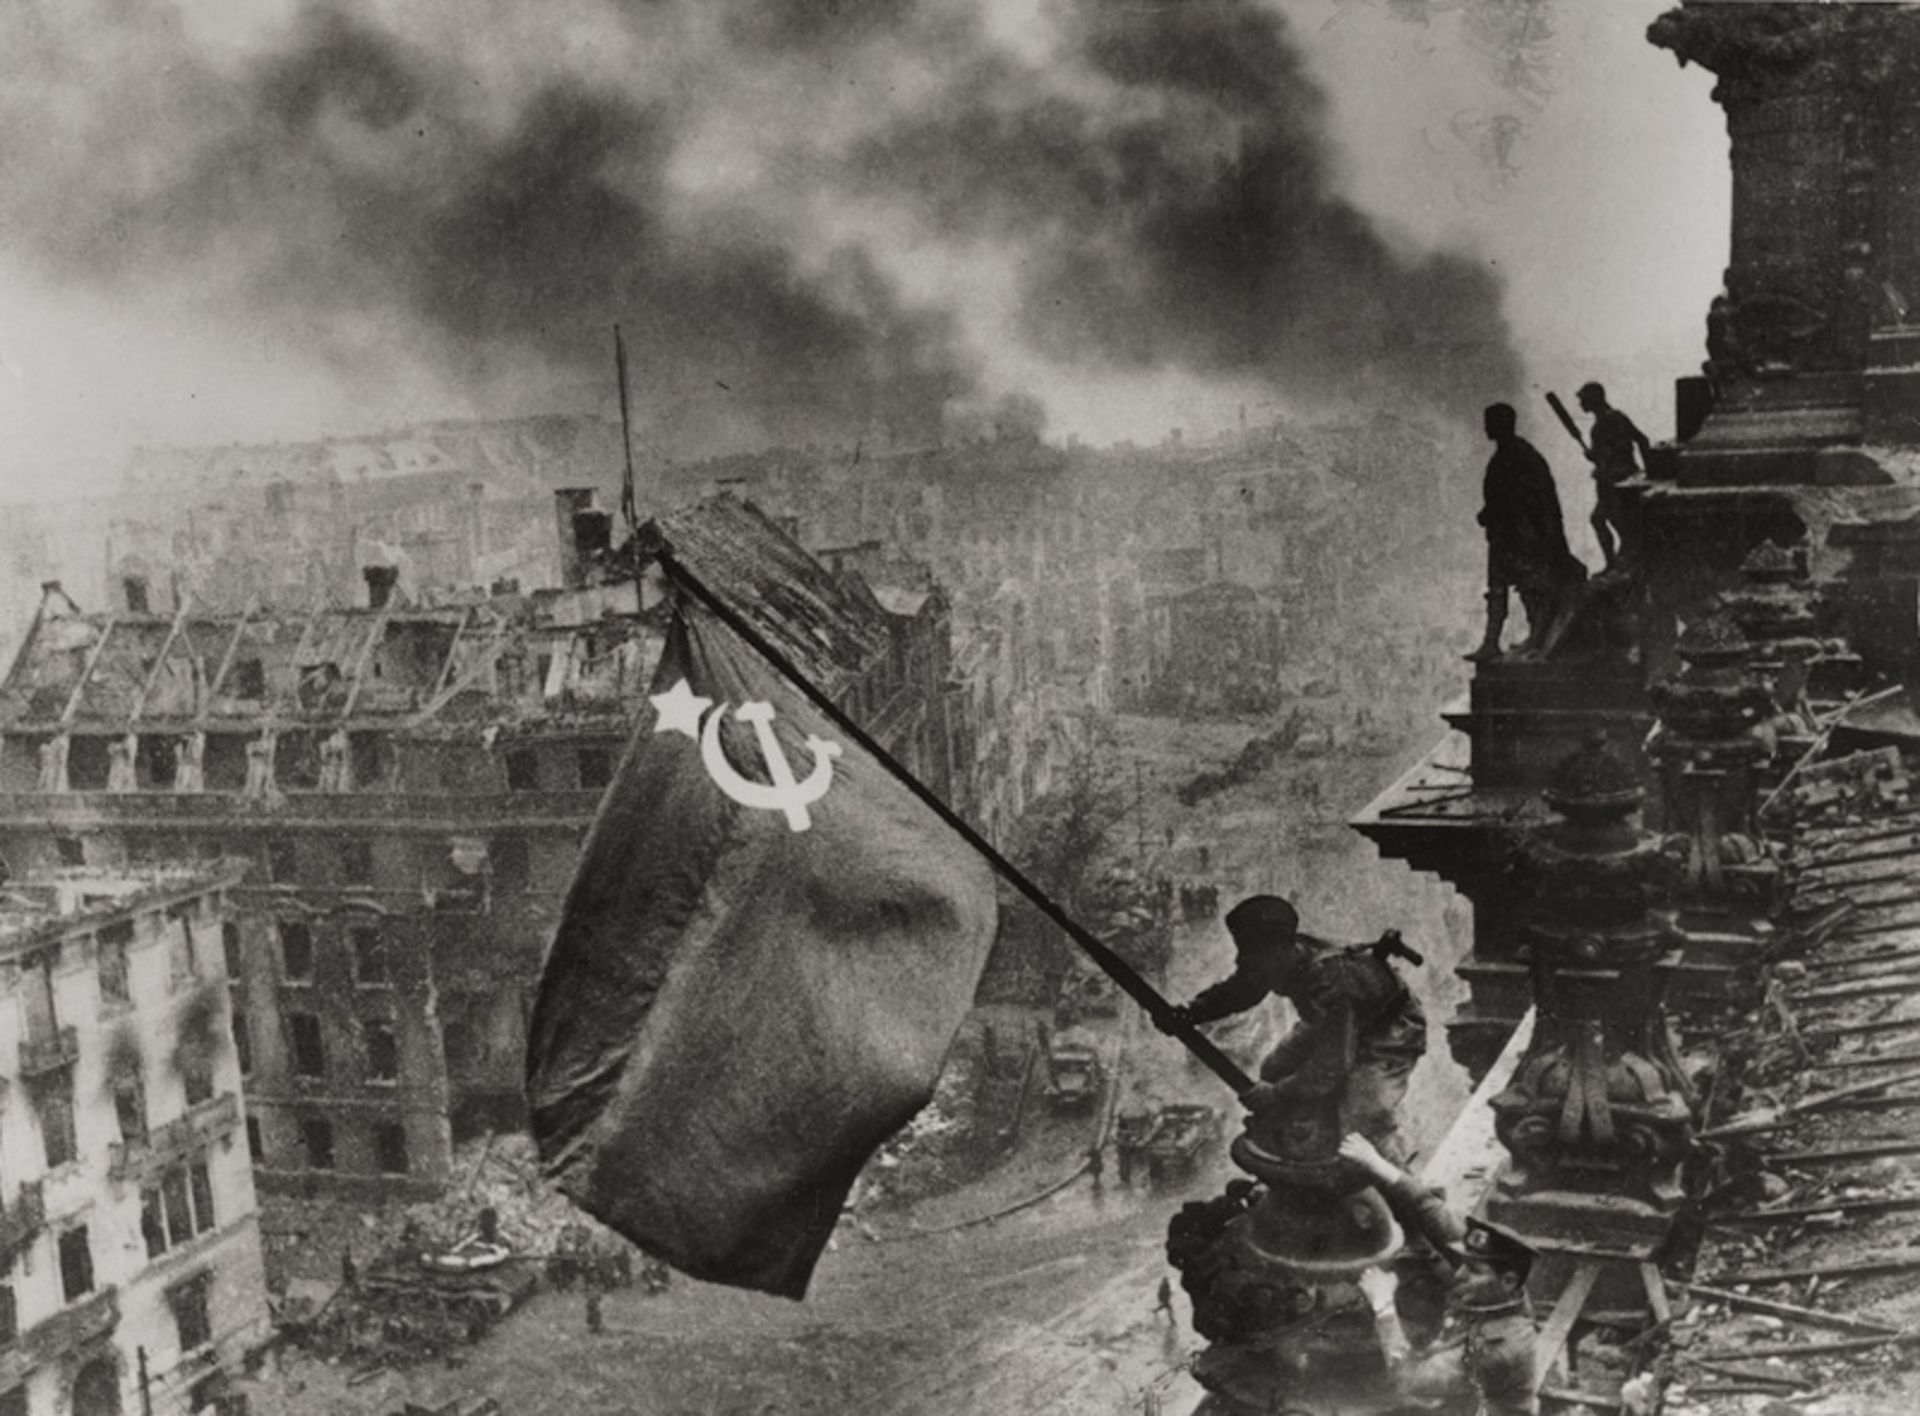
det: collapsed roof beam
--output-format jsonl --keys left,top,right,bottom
{"left": 129, "top": 592, "right": 195, "bottom": 724}
{"left": 58, "top": 616, "right": 120, "bottom": 727}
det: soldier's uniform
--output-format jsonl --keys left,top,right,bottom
{"left": 1183, "top": 900, "right": 1426, "bottom": 1162}
{"left": 1389, "top": 1217, "right": 1540, "bottom": 1416}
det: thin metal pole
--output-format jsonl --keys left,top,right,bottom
{"left": 656, "top": 544, "right": 1254, "bottom": 1095}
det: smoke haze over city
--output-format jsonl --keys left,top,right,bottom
{"left": 0, "top": 0, "right": 1722, "bottom": 496}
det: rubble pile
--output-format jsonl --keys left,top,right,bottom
{"left": 1772, "top": 746, "right": 1912, "bottom": 823}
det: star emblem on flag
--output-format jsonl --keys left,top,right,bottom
{"left": 650, "top": 678, "right": 711, "bottom": 741}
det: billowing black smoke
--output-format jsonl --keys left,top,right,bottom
{"left": 0, "top": 0, "right": 1520, "bottom": 453}
{"left": 851, "top": 0, "right": 1521, "bottom": 412}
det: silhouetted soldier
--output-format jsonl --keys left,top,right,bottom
{"left": 1578, "top": 382, "right": 1652, "bottom": 571}
{"left": 1469, "top": 403, "right": 1585, "bottom": 662}
{"left": 1155, "top": 1275, "right": 1176, "bottom": 1321}
{"left": 1162, "top": 895, "right": 1426, "bottom": 1164}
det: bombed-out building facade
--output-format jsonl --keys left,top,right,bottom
{"left": 0, "top": 863, "right": 266, "bottom": 1416}
{"left": 0, "top": 493, "right": 964, "bottom": 1226}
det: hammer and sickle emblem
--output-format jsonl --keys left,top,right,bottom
{"left": 700, "top": 700, "right": 843, "bottom": 833}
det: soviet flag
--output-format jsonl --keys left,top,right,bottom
{"left": 526, "top": 574, "right": 998, "bottom": 1299}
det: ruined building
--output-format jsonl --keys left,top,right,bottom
{"left": 0, "top": 863, "right": 267, "bottom": 1416}
{"left": 0, "top": 495, "right": 962, "bottom": 1214}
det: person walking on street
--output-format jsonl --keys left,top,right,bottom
{"left": 1155, "top": 1276, "right": 1175, "bottom": 1321}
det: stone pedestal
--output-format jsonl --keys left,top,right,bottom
{"left": 1488, "top": 735, "right": 1694, "bottom": 1257}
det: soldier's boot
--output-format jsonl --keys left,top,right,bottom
{"left": 1465, "top": 591, "right": 1507, "bottom": 661}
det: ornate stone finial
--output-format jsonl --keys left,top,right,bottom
{"left": 1544, "top": 729, "right": 1644, "bottom": 820}
{"left": 1674, "top": 607, "right": 1752, "bottom": 667}
{"left": 1741, "top": 538, "right": 1809, "bottom": 584}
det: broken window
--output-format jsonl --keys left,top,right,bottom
{"left": 57, "top": 1227, "right": 92, "bottom": 1302}
{"left": 0, "top": 1283, "right": 14, "bottom": 1346}
{"left": 375, "top": 1122, "right": 409, "bottom": 1175}
{"left": 55, "top": 836, "right": 84, "bottom": 868}
{"left": 221, "top": 921, "right": 242, "bottom": 979}
{"left": 35, "top": 1076, "right": 76, "bottom": 1169}
{"left": 274, "top": 731, "right": 322, "bottom": 790}
{"left": 189, "top": 1161, "right": 215, "bottom": 1233}
{"left": 122, "top": 576, "right": 151, "bottom": 615}
{"left": 182, "top": 1052, "right": 214, "bottom": 1108}
{"left": 136, "top": 735, "right": 178, "bottom": 789}
{"left": 349, "top": 732, "right": 393, "bottom": 789}
{"left": 301, "top": 1116, "right": 335, "bottom": 1170}
{"left": 168, "top": 1273, "right": 213, "bottom": 1352}
{"left": 22, "top": 953, "right": 58, "bottom": 1045}
{"left": 288, "top": 1013, "right": 325, "bottom": 1078}
{"left": 492, "top": 834, "right": 530, "bottom": 893}
{"left": 246, "top": 1117, "right": 264, "bottom": 1166}
{"left": 232, "top": 1009, "right": 252, "bottom": 1077}
{"left": 231, "top": 657, "right": 266, "bottom": 700}
{"left": 351, "top": 927, "right": 389, "bottom": 986}
{"left": 112, "top": 1076, "right": 146, "bottom": 1143}
{"left": 576, "top": 747, "right": 613, "bottom": 790}
{"left": 98, "top": 922, "right": 132, "bottom": 1006}
{"left": 442, "top": 1018, "right": 475, "bottom": 1080}
{"left": 167, "top": 907, "right": 198, "bottom": 988}
{"left": 267, "top": 838, "right": 298, "bottom": 884}
{"left": 340, "top": 839, "right": 374, "bottom": 887}
{"left": 504, "top": 748, "right": 539, "bottom": 792}
{"left": 364, "top": 1021, "right": 398, "bottom": 1083}
{"left": 67, "top": 736, "right": 110, "bottom": 791}
{"left": 203, "top": 734, "right": 247, "bottom": 791}
{"left": 278, "top": 921, "right": 313, "bottom": 981}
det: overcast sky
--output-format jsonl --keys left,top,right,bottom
{"left": 0, "top": 0, "right": 1724, "bottom": 502}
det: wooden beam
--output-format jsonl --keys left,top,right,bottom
{"left": 406, "top": 620, "right": 514, "bottom": 727}
{"left": 426, "top": 606, "right": 475, "bottom": 701}
{"left": 198, "top": 601, "right": 258, "bottom": 720}
{"left": 0, "top": 593, "right": 50, "bottom": 699}
{"left": 58, "top": 615, "right": 119, "bottom": 726}
{"left": 128, "top": 593, "right": 194, "bottom": 724}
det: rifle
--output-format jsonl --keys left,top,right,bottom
{"left": 1544, "top": 391, "right": 1588, "bottom": 456}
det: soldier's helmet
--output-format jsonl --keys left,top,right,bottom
{"left": 1462, "top": 1216, "right": 1536, "bottom": 1284}
{"left": 1223, "top": 895, "right": 1300, "bottom": 951}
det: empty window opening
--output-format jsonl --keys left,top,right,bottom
{"left": 364, "top": 1021, "right": 398, "bottom": 1083}
{"left": 288, "top": 1013, "right": 326, "bottom": 1078}
{"left": 300, "top": 1116, "right": 335, "bottom": 1170}
{"left": 351, "top": 927, "right": 390, "bottom": 985}
{"left": 57, "top": 1226, "right": 93, "bottom": 1302}
{"left": 576, "top": 747, "right": 613, "bottom": 790}
{"left": 375, "top": 1122, "right": 410, "bottom": 1175}
{"left": 278, "top": 921, "right": 314, "bottom": 981}
{"left": 504, "top": 749, "right": 539, "bottom": 792}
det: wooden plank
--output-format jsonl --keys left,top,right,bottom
{"left": 1713, "top": 1253, "right": 1920, "bottom": 1287}
{"left": 1791, "top": 973, "right": 1920, "bottom": 1005}
{"left": 1533, "top": 1259, "right": 1601, "bottom": 1388}
{"left": 1672, "top": 1281, "right": 1899, "bottom": 1336}
{"left": 1769, "top": 1138, "right": 1920, "bottom": 1166}
{"left": 1696, "top": 1332, "right": 1920, "bottom": 1362}
{"left": 1710, "top": 1193, "right": 1920, "bottom": 1228}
